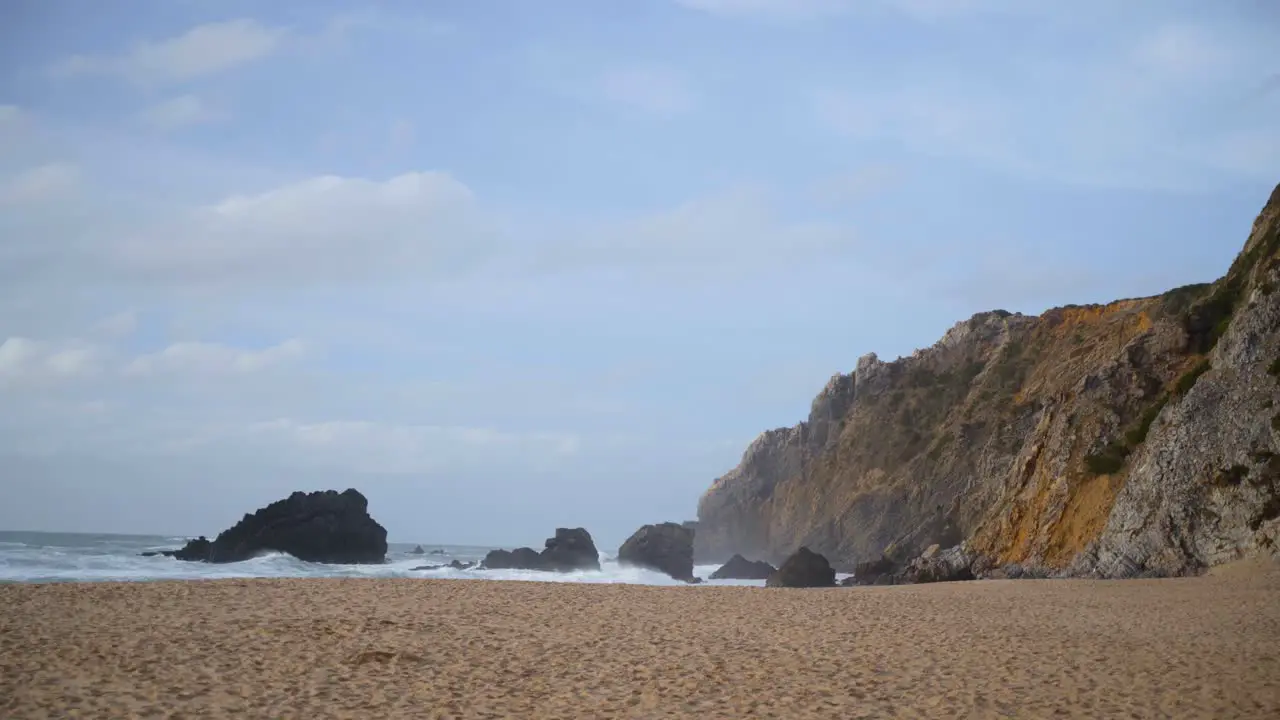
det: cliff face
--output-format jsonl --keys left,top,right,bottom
{"left": 696, "top": 184, "right": 1280, "bottom": 577}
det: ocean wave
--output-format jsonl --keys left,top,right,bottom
{"left": 0, "top": 540, "right": 770, "bottom": 586}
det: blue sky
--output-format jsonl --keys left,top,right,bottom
{"left": 0, "top": 0, "right": 1276, "bottom": 549}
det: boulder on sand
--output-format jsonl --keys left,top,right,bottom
{"left": 618, "top": 522, "right": 696, "bottom": 581}
{"left": 897, "top": 545, "right": 976, "bottom": 584}
{"left": 480, "top": 528, "right": 600, "bottom": 572}
{"left": 710, "top": 554, "right": 776, "bottom": 580}
{"left": 169, "top": 489, "right": 388, "bottom": 564}
{"left": 845, "top": 556, "right": 899, "bottom": 586}
{"left": 765, "top": 547, "right": 837, "bottom": 588}
{"left": 840, "top": 546, "right": 977, "bottom": 585}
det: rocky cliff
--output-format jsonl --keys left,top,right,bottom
{"left": 696, "top": 184, "right": 1280, "bottom": 578}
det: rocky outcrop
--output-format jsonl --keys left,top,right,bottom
{"left": 897, "top": 544, "right": 977, "bottom": 584}
{"left": 482, "top": 547, "right": 545, "bottom": 570}
{"left": 846, "top": 556, "right": 898, "bottom": 586}
{"left": 697, "top": 183, "right": 1280, "bottom": 579}
{"left": 169, "top": 489, "right": 388, "bottom": 564}
{"left": 541, "top": 528, "right": 601, "bottom": 571}
{"left": 410, "top": 545, "right": 425, "bottom": 555}
{"left": 480, "top": 528, "right": 601, "bottom": 572}
{"left": 710, "top": 554, "right": 776, "bottom": 580}
{"left": 765, "top": 547, "right": 837, "bottom": 588}
{"left": 617, "top": 522, "right": 696, "bottom": 581}
{"left": 412, "top": 560, "right": 475, "bottom": 571}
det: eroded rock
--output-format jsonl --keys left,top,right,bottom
{"left": 766, "top": 547, "right": 837, "bottom": 588}
{"left": 480, "top": 528, "right": 600, "bottom": 572}
{"left": 167, "top": 490, "right": 387, "bottom": 564}
{"left": 618, "top": 522, "right": 695, "bottom": 581}
{"left": 695, "top": 185, "right": 1280, "bottom": 579}
{"left": 710, "top": 554, "right": 776, "bottom": 580}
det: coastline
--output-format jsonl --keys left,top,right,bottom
{"left": 4, "top": 559, "right": 1278, "bottom": 718}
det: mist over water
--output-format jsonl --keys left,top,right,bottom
{"left": 0, "top": 531, "right": 767, "bottom": 586}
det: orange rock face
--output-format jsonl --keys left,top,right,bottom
{"left": 696, "top": 184, "right": 1280, "bottom": 578}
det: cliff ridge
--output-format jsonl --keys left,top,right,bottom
{"left": 695, "top": 184, "right": 1280, "bottom": 578}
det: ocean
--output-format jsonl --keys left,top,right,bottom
{"left": 0, "top": 530, "right": 770, "bottom": 586}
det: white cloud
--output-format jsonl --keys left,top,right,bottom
{"left": 601, "top": 66, "right": 694, "bottom": 117}
{"left": 113, "top": 171, "right": 493, "bottom": 285}
{"left": 139, "top": 94, "right": 221, "bottom": 130}
{"left": 50, "top": 19, "right": 284, "bottom": 86}
{"left": 244, "top": 418, "right": 582, "bottom": 475}
{"left": 2, "top": 334, "right": 309, "bottom": 386}
{"left": 124, "top": 339, "right": 306, "bottom": 376}
{"left": 0, "top": 337, "right": 104, "bottom": 387}
{"left": 0, "top": 162, "right": 80, "bottom": 205}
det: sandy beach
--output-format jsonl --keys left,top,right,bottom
{"left": 3, "top": 560, "right": 1278, "bottom": 719}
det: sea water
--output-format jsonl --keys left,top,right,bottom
{"left": 0, "top": 530, "right": 770, "bottom": 586}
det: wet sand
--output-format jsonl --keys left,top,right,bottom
{"left": 3, "top": 559, "right": 1278, "bottom": 719}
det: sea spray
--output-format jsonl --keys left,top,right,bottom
{"left": 0, "top": 531, "right": 772, "bottom": 586}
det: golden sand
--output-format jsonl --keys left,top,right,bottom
{"left": 3, "top": 559, "right": 1278, "bottom": 719}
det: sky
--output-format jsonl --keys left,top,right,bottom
{"left": 0, "top": 0, "right": 1277, "bottom": 549}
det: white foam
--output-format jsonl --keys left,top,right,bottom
{"left": 0, "top": 537, "right": 770, "bottom": 587}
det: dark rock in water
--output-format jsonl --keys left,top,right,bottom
{"left": 429, "top": 548, "right": 446, "bottom": 555}
{"left": 766, "top": 547, "right": 837, "bottom": 588}
{"left": 412, "top": 560, "right": 475, "bottom": 571}
{"left": 686, "top": 576, "right": 704, "bottom": 585}
{"left": 409, "top": 545, "right": 426, "bottom": 555}
{"left": 617, "top": 522, "right": 695, "bottom": 581}
{"left": 169, "top": 489, "right": 388, "bottom": 564}
{"left": 481, "top": 547, "right": 544, "bottom": 570}
{"left": 710, "top": 553, "right": 776, "bottom": 580}
{"left": 541, "top": 527, "right": 600, "bottom": 571}
{"left": 847, "top": 556, "right": 899, "bottom": 586}
{"left": 480, "top": 528, "right": 601, "bottom": 572}
{"left": 171, "top": 536, "right": 213, "bottom": 561}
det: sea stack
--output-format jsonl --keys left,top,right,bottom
{"left": 168, "top": 489, "right": 388, "bottom": 564}
{"left": 618, "top": 522, "right": 696, "bottom": 582}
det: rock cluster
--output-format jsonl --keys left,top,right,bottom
{"left": 480, "top": 528, "right": 600, "bottom": 572}
{"left": 845, "top": 545, "right": 979, "bottom": 586}
{"left": 411, "top": 560, "right": 475, "bottom": 571}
